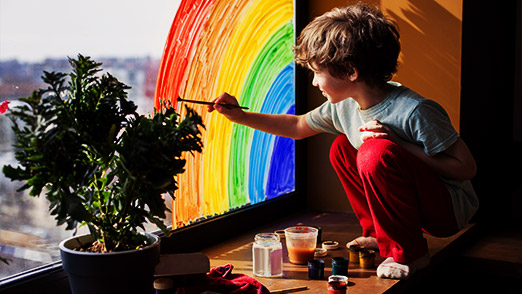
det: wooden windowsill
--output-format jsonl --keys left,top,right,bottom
{"left": 200, "top": 210, "right": 475, "bottom": 293}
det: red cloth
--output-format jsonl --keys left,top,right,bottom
{"left": 330, "top": 136, "right": 460, "bottom": 263}
{"left": 178, "top": 264, "right": 270, "bottom": 294}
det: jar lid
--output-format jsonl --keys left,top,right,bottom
{"left": 274, "top": 230, "right": 286, "bottom": 239}
{"left": 322, "top": 240, "right": 339, "bottom": 250}
{"left": 308, "top": 259, "right": 325, "bottom": 269}
{"left": 349, "top": 244, "right": 365, "bottom": 252}
{"left": 332, "top": 256, "right": 349, "bottom": 265}
{"left": 314, "top": 247, "right": 327, "bottom": 257}
{"left": 360, "top": 249, "right": 375, "bottom": 257}
{"left": 328, "top": 275, "right": 348, "bottom": 282}
{"left": 153, "top": 278, "right": 174, "bottom": 290}
{"left": 254, "top": 233, "right": 280, "bottom": 243}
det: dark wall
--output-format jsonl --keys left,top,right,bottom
{"left": 460, "top": 0, "right": 522, "bottom": 225}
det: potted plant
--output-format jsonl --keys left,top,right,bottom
{"left": 1, "top": 55, "right": 204, "bottom": 294}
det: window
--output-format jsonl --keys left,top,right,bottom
{"left": 0, "top": 0, "right": 303, "bottom": 286}
{"left": 0, "top": 0, "right": 180, "bottom": 280}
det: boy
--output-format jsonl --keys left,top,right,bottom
{"left": 208, "top": 2, "right": 478, "bottom": 279}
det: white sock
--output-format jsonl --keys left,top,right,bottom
{"left": 346, "top": 236, "right": 379, "bottom": 250}
{"left": 377, "top": 253, "right": 430, "bottom": 279}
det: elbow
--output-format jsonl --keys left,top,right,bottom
{"left": 292, "top": 131, "right": 317, "bottom": 140}
{"left": 467, "top": 160, "right": 478, "bottom": 180}
{"left": 462, "top": 155, "right": 478, "bottom": 180}
{"left": 437, "top": 160, "right": 477, "bottom": 181}
{"left": 454, "top": 161, "right": 477, "bottom": 181}
{"left": 456, "top": 170, "right": 476, "bottom": 181}
{"left": 459, "top": 139, "right": 477, "bottom": 180}
{"left": 292, "top": 133, "right": 309, "bottom": 140}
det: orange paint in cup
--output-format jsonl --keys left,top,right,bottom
{"left": 284, "top": 226, "right": 318, "bottom": 265}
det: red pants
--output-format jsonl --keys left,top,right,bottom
{"left": 330, "top": 135, "right": 459, "bottom": 263}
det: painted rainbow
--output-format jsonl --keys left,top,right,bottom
{"left": 154, "top": 0, "right": 296, "bottom": 227}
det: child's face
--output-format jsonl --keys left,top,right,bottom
{"left": 310, "top": 65, "right": 354, "bottom": 104}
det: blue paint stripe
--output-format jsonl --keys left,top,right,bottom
{"left": 248, "top": 63, "right": 295, "bottom": 204}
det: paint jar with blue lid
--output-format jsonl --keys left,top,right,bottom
{"left": 308, "top": 259, "right": 325, "bottom": 280}
{"left": 331, "top": 257, "right": 349, "bottom": 276}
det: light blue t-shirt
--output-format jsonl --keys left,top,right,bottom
{"left": 305, "top": 84, "right": 478, "bottom": 229}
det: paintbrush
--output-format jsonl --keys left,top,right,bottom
{"left": 177, "top": 97, "right": 249, "bottom": 110}
{"left": 270, "top": 286, "right": 309, "bottom": 294}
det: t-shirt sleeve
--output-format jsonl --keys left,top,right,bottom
{"left": 408, "top": 101, "right": 460, "bottom": 156}
{"left": 304, "top": 102, "right": 342, "bottom": 134}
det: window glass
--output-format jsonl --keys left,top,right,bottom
{"left": 0, "top": 0, "right": 181, "bottom": 279}
{"left": 154, "top": 0, "right": 296, "bottom": 229}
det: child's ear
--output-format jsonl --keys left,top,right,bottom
{"left": 348, "top": 68, "right": 359, "bottom": 82}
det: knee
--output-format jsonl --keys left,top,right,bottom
{"left": 356, "top": 139, "right": 399, "bottom": 175}
{"left": 329, "top": 135, "right": 351, "bottom": 164}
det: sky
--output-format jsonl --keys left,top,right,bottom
{"left": 0, "top": 0, "right": 182, "bottom": 62}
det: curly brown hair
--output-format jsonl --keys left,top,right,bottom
{"left": 294, "top": 2, "right": 400, "bottom": 88}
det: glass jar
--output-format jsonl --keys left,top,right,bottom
{"left": 252, "top": 233, "right": 283, "bottom": 277}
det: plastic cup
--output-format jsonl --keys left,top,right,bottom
{"left": 284, "top": 226, "right": 318, "bottom": 264}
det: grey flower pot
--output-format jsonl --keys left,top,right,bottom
{"left": 59, "top": 233, "right": 160, "bottom": 294}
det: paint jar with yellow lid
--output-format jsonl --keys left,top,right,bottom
{"left": 359, "top": 249, "right": 376, "bottom": 269}
{"left": 348, "top": 245, "right": 365, "bottom": 263}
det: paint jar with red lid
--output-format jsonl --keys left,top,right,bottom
{"left": 327, "top": 275, "right": 348, "bottom": 294}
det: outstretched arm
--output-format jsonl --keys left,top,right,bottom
{"left": 207, "top": 92, "right": 319, "bottom": 140}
